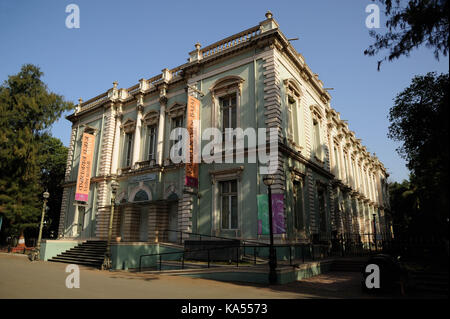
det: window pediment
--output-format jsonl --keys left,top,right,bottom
{"left": 121, "top": 119, "right": 136, "bottom": 133}
{"left": 211, "top": 75, "right": 244, "bottom": 96}
{"left": 283, "top": 78, "right": 302, "bottom": 99}
{"left": 143, "top": 110, "right": 159, "bottom": 126}
{"left": 82, "top": 125, "right": 97, "bottom": 135}
{"left": 166, "top": 102, "right": 186, "bottom": 119}
{"left": 310, "top": 104, "right": 324, "bottom": 120}
{"left": 209, "top": 166, "right": 244, "bottom": 184}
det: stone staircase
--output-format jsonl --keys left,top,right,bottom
{"left": 48, "top": 240, "right": 107, "bottom": 269}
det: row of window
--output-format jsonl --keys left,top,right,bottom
{"left": 332, "top": 144, "right": 379, "bottom": 201}
{"left": 218, "top": 177, "right": 328, "bottom": 232}
{"left": 122, "top": 94, "right": 238, "bottom": 167}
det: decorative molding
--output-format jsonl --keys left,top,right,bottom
{"left": 210, "top": 75, "right": 245, "bottom": 96}
{"left": 143, "top": 110, "right": 159, "bottom": 126}
{"left": 209, "top": 166, "right": 244, "bottom": 184}
{"left": 166, "top": 102, "right": 186, "bottom": 119}
{"left": 121, "top": 119, "right": 136, "bottom": 133}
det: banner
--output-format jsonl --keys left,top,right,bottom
{"left": 257, "top": 194, "right": 269, "bottom": 235}
{"left": 271, "top": 193, "right": 286, "bottom": 234}
{"left": 185, "top": 95, "right": 200, "bottom": 188}
{"left": 75, "top": 132, "right": 95, "bottom": 202}
{"left": 257, "top": 193, "right": 286, "bottom": 235}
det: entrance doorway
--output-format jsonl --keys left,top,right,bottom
{"left": 168, "top": 203, "right": 178, "bottom": 243}
{"left": 139, "top": 207, "right": 149, "bottom": 242}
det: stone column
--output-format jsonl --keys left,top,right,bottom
{"left": 72, "top": 205, "right": 79, "bottom": 237}
{"left": 132, "top": 104, "right": 143, "bottom": 167}
{"left": 110, "top": 104, "right": 122, "bottom": 175}
{"left": 156, "top": 85, "right": 168, "bottom": 166}
{"left": 58, "top": 123, "right": 78, "bottom": 237}
{"left": 329, "top": 133, "right": 337, "bottom": 177}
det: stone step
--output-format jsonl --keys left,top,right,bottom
{"left": 68, "top": 247, "right": 106, "bottom": 253}
{"left": 47, "top": 240, "right": 107, "bottom": 269}
{"left": 52, "top": 255, "right": 104, "bottom": 263}
{"left": 57, "top": 253, "right": 104, "bottom": 260}
{"left": 48, "top": 258, "right": 102, "bottom": 268}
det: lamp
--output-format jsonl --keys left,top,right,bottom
{"left": 31, "top": 191, "right": 50, "bottom": 261}
{"left": 102, "top": 180, "right": 120, "bottom": 270}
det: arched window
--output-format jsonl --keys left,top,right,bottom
{"left": 283, "top": 79, "right": 302, "bottom": 149}
{"left": 210, "top": 76, "right": 244, "bottom": 130}
{"left": 133, "top": 189, "right": 149, "bottom": 202}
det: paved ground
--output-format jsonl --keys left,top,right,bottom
{"left": 0, "top": 254, "right": 382, "bottom": 299}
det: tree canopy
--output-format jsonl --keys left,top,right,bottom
{"left": 365, "top": 0, "right": 449, "bottom": 69}
{"left": 388, "top": 72, "right": 449, "bottom": 236}
{"left": 0, "top": 64, "right": 73, "bottom": 238}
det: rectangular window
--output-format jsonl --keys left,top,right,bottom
{"left": 147, "top": 125, "right": 157, "bottom": 160}
{"left": 334, "top": 147, "right": 340, "bottom": 177}
{"left": 287, "top": 97, "right": 300, "bottom": 145}
{"left": 220, "top": 94, "right": 237, "bottom": 140}
{"left": 220, "top": 180, "right": 238, "bottom": 230}
{"left": 343, "top": 153, "right": 349, "bottom": 183}
{"left": 293, "top": 180, "right": 304, "bottom": 231}
{"left": 351, "top": 159, "right": 357, "bottom": 188}
{"left": 125, "top": 133, "right": 133, "bottom": 167}
{"left": 313, "top": 120, "right": 321, "bottom": 159}
{"left": 318, "top": 187, "right": 327, "bottom": 233}
{"left": 171, "top": 116, "right": 183, "bottom": 156}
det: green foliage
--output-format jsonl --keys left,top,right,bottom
{"left": 0, "top": 64, "right": 73, "bottom": 237}
{"left": 388, "top": 72, "right": 449, "bottom": 236}
{"left": 365, "top": 0, "right": 449, "bottom": 69}
{"left": 37, "top": 133, "right": 68, "bottom": 237}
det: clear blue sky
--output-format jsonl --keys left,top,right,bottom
{"left": 1, "top": 0, "right": 448, "bottom": 182}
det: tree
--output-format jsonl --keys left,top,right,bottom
{"left": 0, "top": 64, "right": 73, "bottom": 240}
{"left": 388, "top": 72, "right": 449, "bottom": 236}
{"left": 365, "top": 0, "right": 449, "bottom": 69}
{"left": 36, "top": 133, "right": 68, "bottom": 238}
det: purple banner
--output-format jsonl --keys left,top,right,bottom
{"left": 271, "top": 193, "right": 285, "bottom": 234}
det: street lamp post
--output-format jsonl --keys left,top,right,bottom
{"left": 102, "top": 180, "right": 120, "bottom": 270}
{"left": 32, "top": 191, "right": 49, "bottom": 261}
{"left": 263, "top": 175, "right": 277, "bottom": 284}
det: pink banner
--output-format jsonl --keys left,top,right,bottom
{"left": 271, "top": 193, "right": 285, "bottom": 234}
{"left": 75, "top": 133, "right": 95, "bottom": 202}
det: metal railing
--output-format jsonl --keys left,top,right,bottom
{"left": 136, "top": 231, "right": 448, "bottom": 272}
{"left": 161, "top": 229, "right": 270, "bottom": 247}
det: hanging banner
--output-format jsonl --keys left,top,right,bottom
{"left": 257, "top": 194, "right": 269, "bottom": 235}
{"left": 185, "top": 95, "right": 200, "bottom": 188}
{"left": 75, "top": 132, "right": 95, "bottom": 202}
{"left": 257, "top": 193, "right": 286, "bottom": 235}
{"left": 271, "top": 193, "right": 286, "bottom": 234}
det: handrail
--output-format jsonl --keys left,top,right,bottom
{"left": 139, "top": 243, "right": 254, "bottom": 272}
{"left": 162, "top": 229, "right": 269, "bottom": 247}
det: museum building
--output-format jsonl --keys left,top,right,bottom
{"left": 56, "top": 12, "right": 392, "bottom": 253}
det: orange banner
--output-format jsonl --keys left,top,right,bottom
{"left": 185, "top": 95, "right": 200, "bottom": 187}
{"left": 75, "top": 133, "right": 95, "bottom": 202}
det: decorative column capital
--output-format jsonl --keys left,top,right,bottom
{"left": 137, "top": 93, "right": 144, "bottom": 108}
